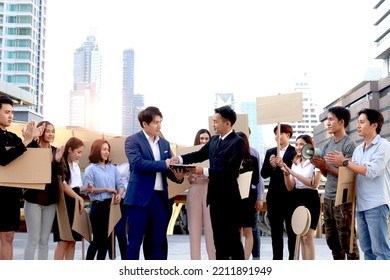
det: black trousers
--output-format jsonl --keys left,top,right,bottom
{"left": 267, "top": 196, "right": 296, "bottom": 260}
{"left": 210, "top": 201, "right": 244, "bottom": 260}
{"left": 87, "top": 199, "right": 112, "bottom": 260}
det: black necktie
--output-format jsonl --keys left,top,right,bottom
{"left": 216, "top": 137, "right": 222, "bottom": 150}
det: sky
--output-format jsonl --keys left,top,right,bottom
{"left": 43, "top": 0, "right": 380, "bottom": 147}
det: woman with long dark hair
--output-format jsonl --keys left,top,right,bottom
{"left": 23, "top": 121, "right": 65, "bottom": 259}
{"left": 236, "top": 131, "right": 260, "bottom": 260}
{"left": 53, "top": 137, "right": 94, "bottom": 260}
{"left": 281, "top": 134, "right": 321, "bottom": 260}
{"left": 186, "top": 128, "right": 216, "bottom": 259}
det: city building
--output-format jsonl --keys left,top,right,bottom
{"left": 314, "top": 1, "right": 390, "bottom": 146}
{"left": 287, "top": 73, "right": 320, "bottom": 145}
{"left": 240, "top": 101, "right": 265, "bottom": 158}
{"left": 0, "top": 0, "right": 47, "bottom": 122}
{"left": 214, "top": 93, "right": 235, "bottom": 109}
{"left": 69, "top": 35, "right": 102, "bottom": 131}
{"left": 122, "top": 48, "right": 143, "bottom": 136}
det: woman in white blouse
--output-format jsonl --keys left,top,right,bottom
{"left": 281, "top": 134, "right": 321, "bottom": 260}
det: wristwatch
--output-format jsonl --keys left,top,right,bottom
{"left": 342, "top": 159, "right": 349, "bottom": 166}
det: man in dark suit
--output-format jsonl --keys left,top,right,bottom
{"left": 261, "top": 124, "right": 296, "bottom": 260}
{"left": 172, "top": 105, "right": 246, "bottom": 260}
{"left": 124, "top": 106, "right": 184, "bottom": 260}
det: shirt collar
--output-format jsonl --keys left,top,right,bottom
{"left": 280, "top": 145, "right": 288, "bottom": 153}
{"left": 142, "top": 130, "right": 159, "bottom": 143}
{"left": 220, "top": 129, "right": 233, "bottom": 141}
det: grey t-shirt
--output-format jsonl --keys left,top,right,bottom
{"left": 323, "top": 135, "right": 356, "bottom": 200}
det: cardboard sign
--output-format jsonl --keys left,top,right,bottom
{"left": 237, "top": 171, "right": 252, "bottom": 199}
{"left": 335, "top": 166, "right": 356, "bottom": 206}
{"left": 108, "top": 196, "right": 121, "bottom": 237}
{"left": 107, "top": 137, "right": 128, "bottom": 165}
{"left": 256, "top": 92, "right": 303, "bottom": 124}
{"left": 72, "top": 202, "right": 92, "bottom": 243}
{"left": 56, "top": 177, "right": 74, "bottom": 241}
{"left": 0, "top": 148, "right": 51, "bottom": 189}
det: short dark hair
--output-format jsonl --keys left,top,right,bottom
{"left": 0, "top": 95, "right": 13, "bottom": 109}
{"left": 214, "top": 105, "right": 237, "bottom": 125}
{"left": 89, "top": 139, "right": 111, "bottom": 164}
{"left": 358, "top": 108, "right": 384, "bottom": 134}
{"left": 273, "top": 124, "right": 293, "bottom": 139}
{"left": 138, "top": 106, "right": 163, "bottom": 128}
{"left": 328, "top": 106, "right": 351, "bottom": 128}
{"left": 193, "top": 128, "right": 211, "bottom": 145}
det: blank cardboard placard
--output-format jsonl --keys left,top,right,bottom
{"left": 107, "top": 137, "right": 128, "bottom": 165}
{"left": 56, "top": 177, "right": 74, "bottom": 241}
{"left": 0, "top": 148, "right": 51, "bottom": 189}
{"left": 238, "top": 171, "right": 252, "bottom": 199}
{"left": 256, "top": 92, "right": 303, "bottom": 124}
{"left": 208, "top": 114, "right": 249, "bottom": 136}
{"left": 335, "top": 167, "right": 356, "bottom": 206}
{"left": 72, "top": 202, "right": 92, "bottom": 243}
{"left": 168, "top": 144, "right": 209, "bottom": 199}
{"left": 108, "top": 196, "right": 121, "bottom": 237}
{"left": 52, "top": 127, "right": 74, "bottom": 147}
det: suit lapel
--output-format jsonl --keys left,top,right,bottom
{"left": 139, "top": 131, "right": 155, "bottom": 160}
{"left": 283, "top": 145, "right": 294, "bottom": 161}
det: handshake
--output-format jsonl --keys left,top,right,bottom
{"left": 166, "top": 156, "right": 202, "bottom": 175}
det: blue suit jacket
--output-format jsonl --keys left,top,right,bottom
{"left": 123, "top": 131, "right": 178, "bottom": 208}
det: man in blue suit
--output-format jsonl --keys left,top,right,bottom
{"left": 172, "top": 105, "right": 246, "bottom": 260}
{"left": 124, "top": 106, "right": 184, "bottom": 260}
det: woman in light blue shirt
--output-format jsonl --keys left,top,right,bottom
{"left": 83, "top": 139, "right": 125, "bottom": 260}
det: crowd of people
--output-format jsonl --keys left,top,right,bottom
{"left": 1, "top": 94, "right": 390, "bottom": 260}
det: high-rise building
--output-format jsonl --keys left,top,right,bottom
{"left": 240, "top": 101, "right": 265, "bottom": 158}
{"left": 122, "top": 48, "right": 143, "bottom": 136}
{"left": 287, "top": 73, "right": 319, "bottom": 145}
{"left": 69, "top": 35, "right": 102, "bottom": 131}
{"left": 374, "top": 0, "right": 390, "bottom": 78}
{"left": 313, "top": 2, "right": 390, "bottom": 146}
{"left": 215, "top": 93, "right": 235, "bottom": 109}
{"left": 0, "top": 0, "right": 47, "bottom": 122}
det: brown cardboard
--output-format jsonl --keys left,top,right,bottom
{"left": 3, "top": 183, "right": 46, "bottom": 190}
{"left": 56, "top": 177, "right": 74, "bottom": 241}
{"left": 256, "top": 92, "right": 303, "bottom": 124}
{"left": 0, "top": 148, "right": 51, "bottom": 189}
{"left": 108, "top": 196, "right": 122, "bottom": 237}
{"left": 107, "top": 137, "right": 128, "bottom": 165}
{"left": 335, "top": 166, "right": 356, "bottom": 206}
{"left": 52, "top": 127, "right": 74, "bottom": 147}
{"left": 72, "top": 202, "right": 92, "bottom": 243}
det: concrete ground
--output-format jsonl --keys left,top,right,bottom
{"left": 12, "top": 232, "right": 342, "bottom": 260}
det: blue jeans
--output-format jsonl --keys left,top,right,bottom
{"left": 356, "top": 204, "right": 390, "bottom": 260}
{"left": 252, "top": 211, "right": 261, "bottom": 259}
